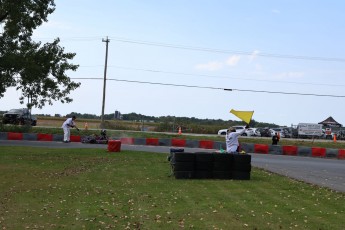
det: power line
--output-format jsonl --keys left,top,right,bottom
{"left": 32, "top": 35, "right": 345, "bottom": 63}
{"left": 109, "top": 36, "right": 345, "bottom": 62}
{"left": 72, "top": 77, "right": 345, "bottom": 98}
{"left": 79, "top": 64, "right": 345, "bottom": 88}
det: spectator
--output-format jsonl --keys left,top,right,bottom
{"left": 272, "top": 133, "right": 279, "bottom": 145}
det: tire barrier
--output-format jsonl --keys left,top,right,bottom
{"left": 241, "top": 143, "right": 254, "bottom": 153}
{"left": 194, "top": 152, "right": 214, "bottom": 179}
{"left": 297, "top": 146, "right": 312, "bottom": 157}
{"left": 282, "top": 145, "right": 298, "bottom": 156}
{"left": 171, "top": 152, "right": 251, "bottom": 180}
{"left": 254, "top": 144, "right": 269, "bottom": 154}
{"left": 311, "top": 147, "right": 326, "bottom": 158}
{"left": 232, "top": 154, "right": 251, "bottom": 180}
{"left": 268, "top": 145, "right": 283, "bottom": 155}
{"left": 23, "top": 133, "right": 38, "bottom": 141}
{"left": 0, "top": 132, "right": 7, "bottom": 140}
{"left": 168, "top": 148, "right": 184, "bottom": 162}
{"left": 213, "top": 153, "right": 233, "bottom": 179}
{"left": 146, "top": 138, "right": 159, "bottom": 146}
{"left": 170, "top": 150, "right": 195, "bottom": 179}
{"left": 158, "top": 138, "right": 171, "bottom": 146}
{"left": 52, "top": 134, "right": 63, "bottom": 142}
{"left": 133, "top": 138, "right": 146, "bottom": 145}
{"left": 171, "top": 139, "right": 186, "bottom": 147}
{"left": 186, "top": 140, "right": 199, "bottom": 148}
{"left": 37, "top": 133, "right": 53, "bottom": 142}
{"left": 338, "top": 149, "right": 345, "bottom": 159}
{"left": 70, "top": 135, "right": 81, "bottom": 143}
{"left": 213, "top": 141, "right": 226, "bottom": 152}
{"left": 8, "top": 132, "right": 23, "bottom": 140}
{"left": 120, "top": 137, "right": 134, "bottom": 145}
{"left": 326, "top": 148, "right": 338, "bottom": 158}
{"left": 1, "top": 131, "right": 344, "bottom": 160}
{"left": 199, "top": 140, "right": 214, "bottom": 149}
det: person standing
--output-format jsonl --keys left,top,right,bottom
{"left": 61, "top": 116, "right": 79, "bottom": 143}
{"left": 225, "top": 125, "right": 249, "bottom": 153}
{"left": 272, "top": 133, "right": 279, "bottom": 145}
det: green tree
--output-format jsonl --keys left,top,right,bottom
{"left": 0, "top": 0, "right": 80, "bottom": 108}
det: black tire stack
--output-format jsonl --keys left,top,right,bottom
{"left": 170, "top": 149, "right": 195, "bottom": 179}
{"left": 232, "top": 154, "right": 251, "bottom": 180}
{"left": 213, "top": 153, "right": 233, "bottom": 179}
{"left": 194, "top": 152, "right": 214, "bottom": 179}
{"left": 170, "top": 150, "right": 251, "bottom": 180}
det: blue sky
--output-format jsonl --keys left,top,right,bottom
{"left": 1, "top": 0, "right": 345, "bottom": 126}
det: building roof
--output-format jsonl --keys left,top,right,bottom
{"left": 318, "top": 116, "right": 342, "bottom": 127}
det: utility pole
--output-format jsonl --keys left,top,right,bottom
{"left": 101, "top": 36, "right": 110, "bottom": 128}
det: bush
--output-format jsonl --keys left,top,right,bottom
{"left": 0, "top": 124, "right": 32, "bottom": 133}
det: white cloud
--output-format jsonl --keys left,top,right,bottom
{"left": 195, "top": 61, "right": 223, "bottom": 71}
{"left": 195, "top": 55, "right": 241, "bottom": 71}
{"left": 249, "top": 50, "right": 260, "bottom": 62}
{"left": 225, "top": 55, "right": 241, "bottom": 66}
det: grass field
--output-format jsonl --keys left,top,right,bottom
{"left": 0, "top": 147, "right": 344, "bottom": 229}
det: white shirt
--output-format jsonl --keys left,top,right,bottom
{"left": 62, "top": 118, "right": 75, "bottom": 129}
{"left": 225, "top": 128, "right": 246, "bottom": 153}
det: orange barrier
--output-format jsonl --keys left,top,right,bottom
{"left": 171, "top": 139, "right": 186, "bottom": 147}
{"left": 146, "top": 138, "right": 159, "bottom": 146}
{"left": 7, "top": 132, "right": 23, "bottom": 140}
{"left": 282, "top": 145, "right": 298, "bottom": 156}
{"left": 254, "top": 144, "right": 269, "bottom": 154}
{"left": 108, "top": 140, "right": 121, "bottom": 152}
{"left": 199, "top": 140, "right": 214, "bottom": 149}
{"left": 311, "top": 147, "right": 326, "bottom": 158}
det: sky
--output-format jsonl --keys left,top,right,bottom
{"left": 1, "top": 0, "right": 345, "bottom": 127}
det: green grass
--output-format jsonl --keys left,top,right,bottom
{"left": 0, "top": 147, "right": 344, "bottom": 229}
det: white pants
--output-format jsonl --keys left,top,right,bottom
{"left": 63, "top": 127, "right": 71, "bottom": 141}
{"left": 226, "top": 145, "right": 238, "bottom": 153}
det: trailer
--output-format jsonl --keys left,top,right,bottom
{"left": 297, "top": 123, "right": 323, "bottom": 138}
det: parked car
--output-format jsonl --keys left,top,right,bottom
{"left": 2, "top": 108, "right": 36, "bottom": 126}
{"left": 255, "top": 127, "right": 273, "bottom": 137}
{"left": 217, "top": 126, "right": 254, "bottom": 136}
{"left": 271, "top": 128, "right": 285, "bottom": 138}
{"left": 30, "top": 115, "right": 37, "bottom": 126}
{"left": 248, "top": 128, "right": 261, "bottom": 137}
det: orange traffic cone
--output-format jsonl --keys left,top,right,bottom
{"left": 333, "top": 134, "right": 337, "bottom": 143}
{"left": 178, "top": 127, "right": 182, "bottom": 135}
{"left": 84, "top": 122, "right": 88, "bottom": 130}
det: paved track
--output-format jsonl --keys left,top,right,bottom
{"left": 1, "top": 140, "right": 344, "bottom": 193}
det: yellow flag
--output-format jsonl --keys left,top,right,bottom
{"left": 230, "top": 109, "right": 254, "bottom": 124}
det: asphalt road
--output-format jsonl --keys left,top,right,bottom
{"left": 1, "top": 140, "right": 344, "bottom": 193}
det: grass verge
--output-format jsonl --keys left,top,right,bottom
{"left": 0, "top": 147, "right": 344, "bottom": 229}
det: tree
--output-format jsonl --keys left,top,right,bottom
{"left": 0, "top": 0, "right": 80, "bottom": 108}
